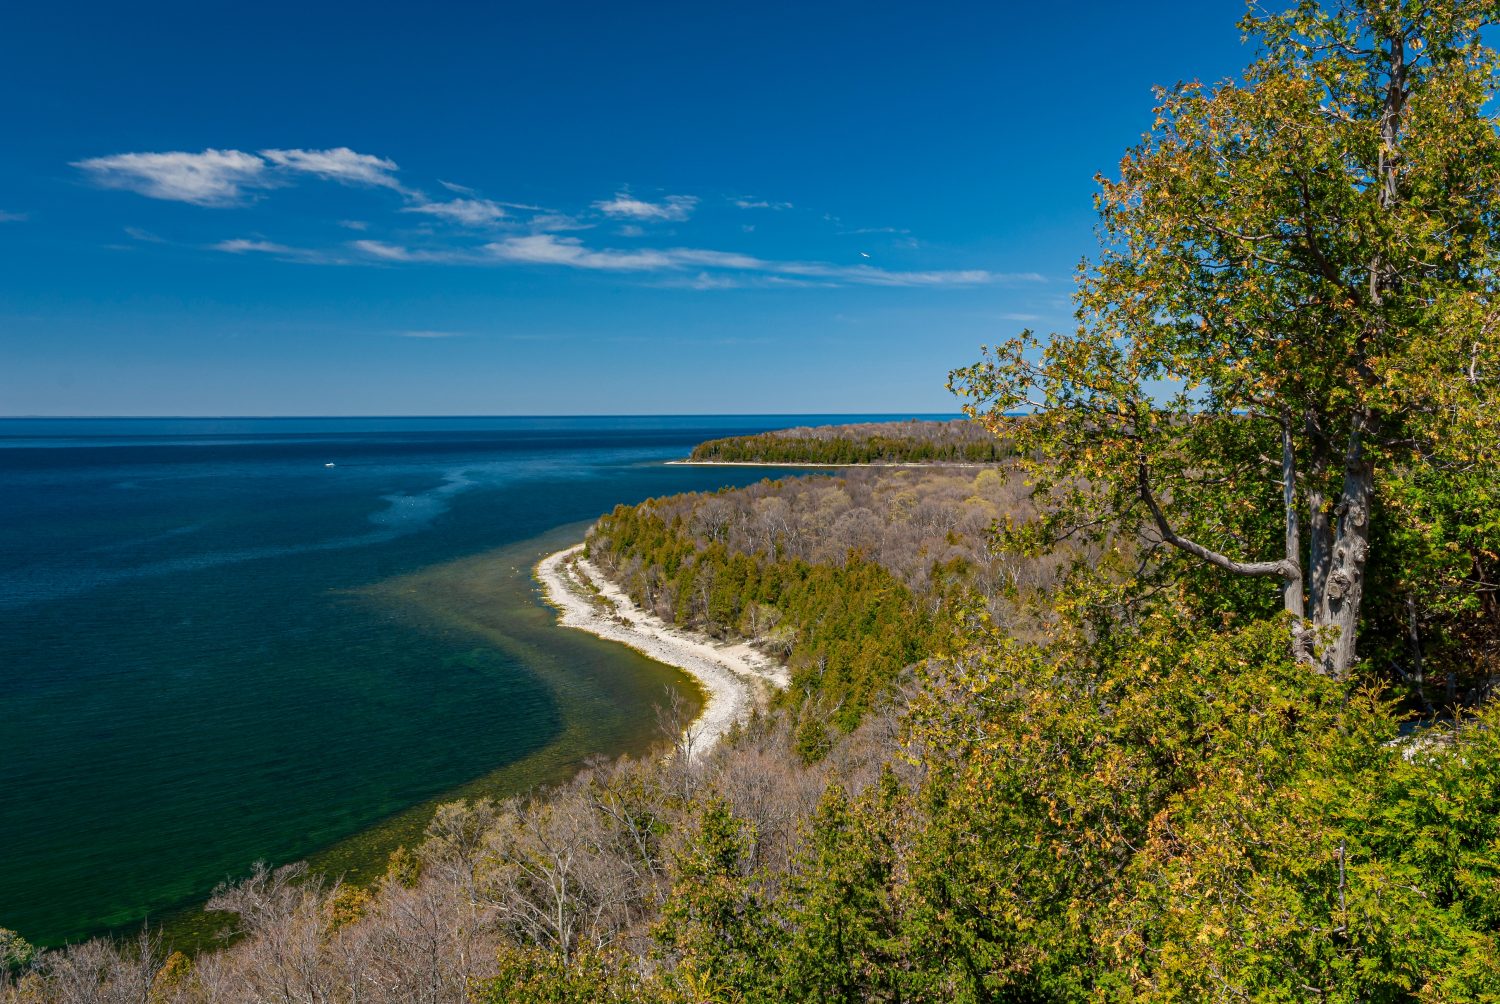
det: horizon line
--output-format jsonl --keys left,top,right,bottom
{"left": 0, "top": 411, "right": 966, "bottom": 420}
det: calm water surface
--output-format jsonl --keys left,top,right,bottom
{"left": 0, "top": 415, "right": 940, "bottom": 946}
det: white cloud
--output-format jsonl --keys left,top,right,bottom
{"left": 659, "top": 247, "right": 765, "bottom": 270}
{"left": 479, "top": 233, "right": 1031, "bottom": 287}
{"left": 202, "top": 213, "right": 1044, "bottom": 288}
{"left": 617, "top": 224, "right": 644, "bottom": 237}
{"left": 529, "top": 212, "right": 592, "bottom": 232}
{"left": 0, "top": 210, "right": 27, "bottom": 222}
{"left": 73, "top": 149, "right": 270, "bottom": 206}
{"left": 75, "top": 146, "right": 406, "bottom": 205}
{"left": 259, "top": 147, "right": 404, "bottom": 191}
{"left": 593, "top": 192, "right": 698, "bottom": 221}
{"left": 734, "top": 198, "right": 792, "bottom": 210}
{"left": 404, "top": 197, "right": 506, "bottom": 226}
{"left": 439, "top": 180, "right": 476, "bottom": 195}
{"left": 338, "top": 219, "right": 370, "bottom": 231}
{"left": 348, "top": 239, "right": 459, "bottom": 263}
{"left": 124, "top": 226, "right": 164, "bottom": 242}
{"left": 770, "top": 261, "right": 1018, "bottom": 287}
{"left": 485, "top": 234, "right": 674, "bottom": 270}
{"left": 680, "top": 272, "right": 743, "bottom": 290}
{"left": 214, "top": 238, "right": 296, "bottom": 254}
{"left": 350, "top": 239, "right": 420, "bottom": 261}
{"left": 211, "top": 237, "right": 346, "bottom": 264}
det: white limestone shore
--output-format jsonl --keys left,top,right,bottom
{"left": 535, "top": 543, "right": 788, "bottom": 757}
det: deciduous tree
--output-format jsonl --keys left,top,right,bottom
{"left": 953, "top": 0, "right": 1500, "bottom": 678}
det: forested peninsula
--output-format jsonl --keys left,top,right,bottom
{"left": 10, "top": 3, "right": 1500, "bottom": 1001}
{"left": 686, "top": 419, "right": 1010, "bottom": 465}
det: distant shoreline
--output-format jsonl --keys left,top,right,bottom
{"left": 666, "top": 459, "right": 988, "bottom": 469}
{"left": 535, "top": 543, "right": 787, "bottom": 756}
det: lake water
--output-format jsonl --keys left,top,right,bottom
{"left": 0, "top": 415, "right": 940, "bottom": 947}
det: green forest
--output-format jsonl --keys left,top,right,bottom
{"left": 688, "top": 419, "right": 1012, "bottom": 465}
{"left": 584, "top": 467, "right": 1041, "bottom": 747}
{"left": 9, "top": 2, "right": 1500, "bottom": 1001}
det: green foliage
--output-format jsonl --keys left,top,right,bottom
{"left": 903, "top": 605, "right": 1500, "bottom": 1001}
{"left": 0, "top": 929, "right": 35, "bottom": 974}
{"left": 1367, "top": 458, "right": 1500, "bottom": 707}
{"left": 475, "top": 946, "right": 641, "bottom": 1004}
{"left": 792, "top": 717, "right": 833, "bottom": 765}
{"left": 654, "top": 799, "right": 773, "bottom": 998}
{"left": 951, "top": 0, "right": 1500, "bottom": 679}
{"left": 772, "top": 773, "right": 919, "bottom": 1003}
{"left": 384, "top": 844, "right": 420, "bottom": 889}
{"left": 153, "top": 950, "right": 192, "bottom": 997}
{"left": 325, "top": 884, "right": 371, "bottom": 933}
{"left": 590, "top": 502, "right": 945, "bottom": 730}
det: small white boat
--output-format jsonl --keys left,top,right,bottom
{"left": 324, "top": 463, "right": 336, "bottom": 468}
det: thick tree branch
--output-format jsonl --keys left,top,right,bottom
{"left": 1137, "top": 461, "right": 1300, "bottom": 579}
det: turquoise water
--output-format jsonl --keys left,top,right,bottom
{"left": 0, "top": 416, "right": 945, "bottom": 947}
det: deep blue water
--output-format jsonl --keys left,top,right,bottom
{"left": 0, "top": 415, "right": 948, "bottom": 946}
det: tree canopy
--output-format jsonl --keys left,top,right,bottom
{"left": 952, "top": 0, "right": 1500, "bottom": 681}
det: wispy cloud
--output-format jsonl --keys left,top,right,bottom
{"left": 211, "top": 237, "right": 344, "bottom": 264}
{"left": 484, "top": 234, "right": 675, "bottom": 270}
{"left": 347, "top": 239, "right": 458, "bottom": 263}
{"left": 75, "top": 147, "right": 405, "bottom": 205}
{"left": 0, "top": 210, "right": 28, "bottom": 222}
{"left": 397, "top": 330, "right": 466, "bottom": 338}
{"left": 89, "top": 151, "right": 1032, "bottom": 290}
{"left": 259, "top": 147, "right": 405, "bottom": 191}
{"left": 124, "top": 226, "right": 164, "bottom": 242}
{"left": 403, "top": 197, "right": 506, "bottom": 226}
{"left": 593, "top": 192, "right": 698, "bottom": 221}
{"left": 204, "top": 224, "right": 1038, "bottom": 288}
{"left": 73, "top": 149, "right": 270, "bottom": 206}
{"left": 734, "top": 198, "right": 792, "bottom": 210}
{"left": 350, "top": 239, "right": 420, "bottom": 261}
{"left": 215, "top": 238, "right": 297, "bottom": 255}
{"left": 479, "top": 233, "right": 1037, "bottom": 287}
{"left": 529, "top": 212, "right": 592, "bottom": 232}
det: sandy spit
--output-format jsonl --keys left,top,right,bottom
{"left": 535, "top": 544, "right": 788, "bottom": 758}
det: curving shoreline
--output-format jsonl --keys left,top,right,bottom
{"left": 536, "top": 543, "right": 788, "bottom": 757}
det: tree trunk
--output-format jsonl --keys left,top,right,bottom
{"left": 1307, "top": 30, "right": 1404, "bottom": 680}
{"left": 1315, "top": 415, "right": 1374, "bottom": 679}
{"left": 1405, "top": 593, "right": 1433, "bottom": 715}
{"left": 1282, "top": 412, "right": 1309, "bottom": 661}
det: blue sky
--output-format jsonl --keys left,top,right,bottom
{"left": 1, "top": 0, "right": 1253, "bottom": 416}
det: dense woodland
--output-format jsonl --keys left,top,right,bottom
{"left": 10, "top": 2, "right": 1500, "bottom": 1000}
{"left": 687, "top": 419, "right": 1011, "bottom": 465}
{"left": 585, "top": 467, "right": 1062, "bottom": 745}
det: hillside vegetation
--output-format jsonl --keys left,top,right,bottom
{"left": 687, "top": 419, "right": 1010, "bottom": 465}
{"left": 586, "top": 467, "right": 1062, "bottom": 745}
